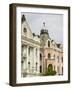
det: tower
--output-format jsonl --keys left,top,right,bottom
{"left": 40, "top": 22, "right": 50, "bottom": 47}
{"left": 40, "top": 22, "right": 50, "bottom": 73}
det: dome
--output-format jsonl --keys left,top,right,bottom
{"left": 40, "top": 22, "right": 50, "bottom": 38}
{"left": 40, "top": 29, "right": 48, "bottom": 34}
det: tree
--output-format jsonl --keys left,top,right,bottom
{"left": 44, "top": 64, "right": 56, "bottom": 76}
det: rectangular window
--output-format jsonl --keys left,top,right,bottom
{"left": 48, "top": 53, "right": 51, "bottom": 59}
{"left": 62, "top": 57, "right": 63, "bottom": 63}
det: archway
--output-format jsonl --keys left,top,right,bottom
{"left": 48, "top": 64, "right": 53, "bottom": 71}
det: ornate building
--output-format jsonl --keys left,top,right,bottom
{"left": 21, "top": 15, "right": 40, "bottom": 77}
{"left": 21, "top": 15, "right": 63, "bottom": 77}
{"left": 40, "top": 22, "right": 63, "bottom": 75}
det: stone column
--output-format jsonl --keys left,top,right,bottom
{"left": 26, "top": 45, "right": 29, "bottom": 73}
{"left": 31, "top": 47, "right": 35, "bottom": 74}
{"left": 37, "top": 48, "right": 40, "bottom": 74}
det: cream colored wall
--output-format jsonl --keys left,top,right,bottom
{"left": 21, "top": 21, "right": 33, "bottom": 39}
{"left": 21, "top": 19, "right": 40, "bottom": 76}
{"left": 21, "top": 42, "right": 40, "bottom": 75}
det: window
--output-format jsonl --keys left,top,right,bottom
{"left": 21, "top": 60, "right": 24, "bottom": 70}
{"left": 28, "top": 62, "right": 30, "bottom": 69}
{"left": 40, "top": 53, "right": 42, "bottom": 61}
{"left": 48, "top": 41, "right": 50, "bottom": 47}
{"left": 61, "top": 57, "right": 63, "bottom": 63}
{"left": 40, "top": 65, "right": 42, "bottom": 73}
{"left": 48, "top": 53, "right": 51, "bottom": 59}
{"left": 23, "top": 27, "right": 27, "bottom": 33}
{"left": 36, "top": 62, "right": 38, "bottom": 71}
{"left": 62, "top": 67, "right": 63, "bottom": 75}
{"left": 21, "top": 60, "right": 24, "bottom": 64}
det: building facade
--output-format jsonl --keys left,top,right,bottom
{"left": 40, "top": 25, "right": 63, "bottom": 75}
{"left": 21, "top": 15, "right": 63, "bottom": 77}
{"left": 21, "top": 15, "right": 40, "bottom": 77}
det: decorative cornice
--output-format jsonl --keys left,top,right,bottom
{"left": 21, "top": 35, "right": 40, "bottom": 45}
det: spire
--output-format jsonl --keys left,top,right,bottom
{"left": 43, "top": 22, "right": 45, "bottom": 27}
{"left": 42, "top": 22, "right": 46, "bottom": 29}
{"left": 21, "top": 15, "right": 26, "bottom": 23}
{"left": 40, "top": 22, "right": 48, "bottom": 34}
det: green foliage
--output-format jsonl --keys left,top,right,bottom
{"left": 45, "top": 70, "right": 56, "bottom": 76}
{"left": 44, "top": 64, "right": 56, "bottom": 76}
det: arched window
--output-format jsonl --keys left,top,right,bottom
{"left": 48, "top": 53, "right": 51, "bottom": 59}
{"left": 48, "top": 41, "right": 50, "bottom": 47}
{"left": 40, "top": 53, "right": 42, "bottom": 61}
{"left": 40, "top": 65, "right": 42, "bottom": 73}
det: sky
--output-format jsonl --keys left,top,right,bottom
{"left": 22, "top": 13, "right": 63, "bottom": 43}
